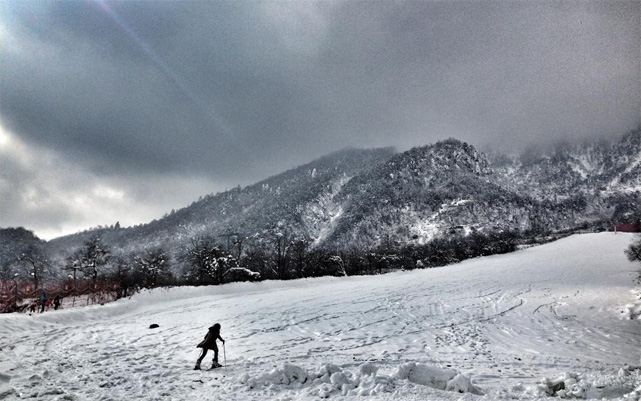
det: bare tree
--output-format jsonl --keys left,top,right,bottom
{"left": 63, "top": 258, "right": 81, "bottom": 294}
{"left": 17, "top": 245, "right": 50, "bottom": 290}
{"left": 109, "top": 254, "right": 134, "bottom": 298}
{"left": 273, "top": 231, "right": 290, "bottom": 279}
{"left": 217, "top": 230, "right": 240, "bottom": 252}
{"left": 290, "top": 238, "right": 310, "bottom": 278}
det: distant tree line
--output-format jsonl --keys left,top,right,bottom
{"left": 3, "top": 226, "right": 585, "bottom": 310}
{"left": 0, "top": 229, "right": 529, "bottom": 298}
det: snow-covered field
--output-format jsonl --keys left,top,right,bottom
{"left": 1, "top": 233, "right": 640, "bottom": 400}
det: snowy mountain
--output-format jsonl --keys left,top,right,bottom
{"left": 0, "top": 228, "right": 45, "bottom": 270}
{"left": 6, "top": 127, "right": 641, "bottom": 263}
{"left": 325, "top": 139, "right": 562, "bottom": 248}
{"left": 490, "top": 128, "right": 641, "bottom": 225}
{"left": 45, "top": 147, "right": 396, "bottom": 255}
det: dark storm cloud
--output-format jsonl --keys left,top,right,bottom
{"left": 0, "top": 0, "right": 639, "bottom": 237}
{"left": 309, "top": 1, "right": 640, "bottom": 151}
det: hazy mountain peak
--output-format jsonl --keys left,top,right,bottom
{"left": 397, "top": 139, "right": 492, "bottom": 178}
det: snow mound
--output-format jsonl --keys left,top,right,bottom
{"left": 532, "top": 372, "right": 591, "bottom": 398}
{"left": 626, "top": 384, "right": 641, "bottom": 401}
{"left": 239, "top": 362, "right": 481, "bottom": 398}
{"left": 239, "top": 362, "right": 393, "bottom": 397}
{"left": 393, "top": 362, "right": 482, "bottom": 394}
{"left": 259, "top": 363, "right": 308, "bottom": 385}
{"left": 527, "top": 368, "right": 641, "bottom": 399}
{"left": 446, "top": 373, "right": 478, "bottom": 394}
{"left": 621, "top": 289, "right": 641, "bottom": 320}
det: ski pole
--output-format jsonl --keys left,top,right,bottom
{"left": 223, "top": 343, "right": 226, "bottom": 367}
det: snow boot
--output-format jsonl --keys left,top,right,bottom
{"left": 194, "top": 362, "right": 202, "bottom": 370}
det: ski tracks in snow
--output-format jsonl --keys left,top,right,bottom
{"left": 1, "top": 233, "right": 639, "bottom": 400}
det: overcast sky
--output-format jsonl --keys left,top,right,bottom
{"left": 0, "top": 0, "right": 639, "bottom": 240}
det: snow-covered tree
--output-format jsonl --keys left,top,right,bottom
{"left": 184, "top": 236, "right": 235, "bottom": 285}
{"left": 132, "top": 249, "right": 172, "bottom": 288}
{"left": 328, "top": 255, "right": 347, "bottom": 277}
{"left": 625, "top": 235, "right": 641, "bottom": 264}
{"left": 69, "top": 237, "right": 110, "bottom": 282}
{"left": 240, "top": 246, "right": 271, "bottom": 280}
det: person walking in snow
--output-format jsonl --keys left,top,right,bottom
{"left": 29, "top": 300, "right": 37, "bottom": 314}
{"left": 194, "top": 323, "right": 225, "bottom": 370}
{"left": 39, "top": 291, "right": 47, "bottom": 313}
{"left": 53, "top": 294, "right": 62, "bottom": 310}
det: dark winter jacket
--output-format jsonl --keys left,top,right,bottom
{"left": 197, "top": 326, "right": 224, "bottom": 350}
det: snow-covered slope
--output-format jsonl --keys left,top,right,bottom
{"left": 1, "top": 233, "right": 639, "bottom": 400}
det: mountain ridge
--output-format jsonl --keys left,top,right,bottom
{"left": 2, "top": 128, "right": 640, "bottom": 264}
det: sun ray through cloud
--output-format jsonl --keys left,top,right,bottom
{"left": 91, "top": 0, "right": 237, "bottom": 140}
